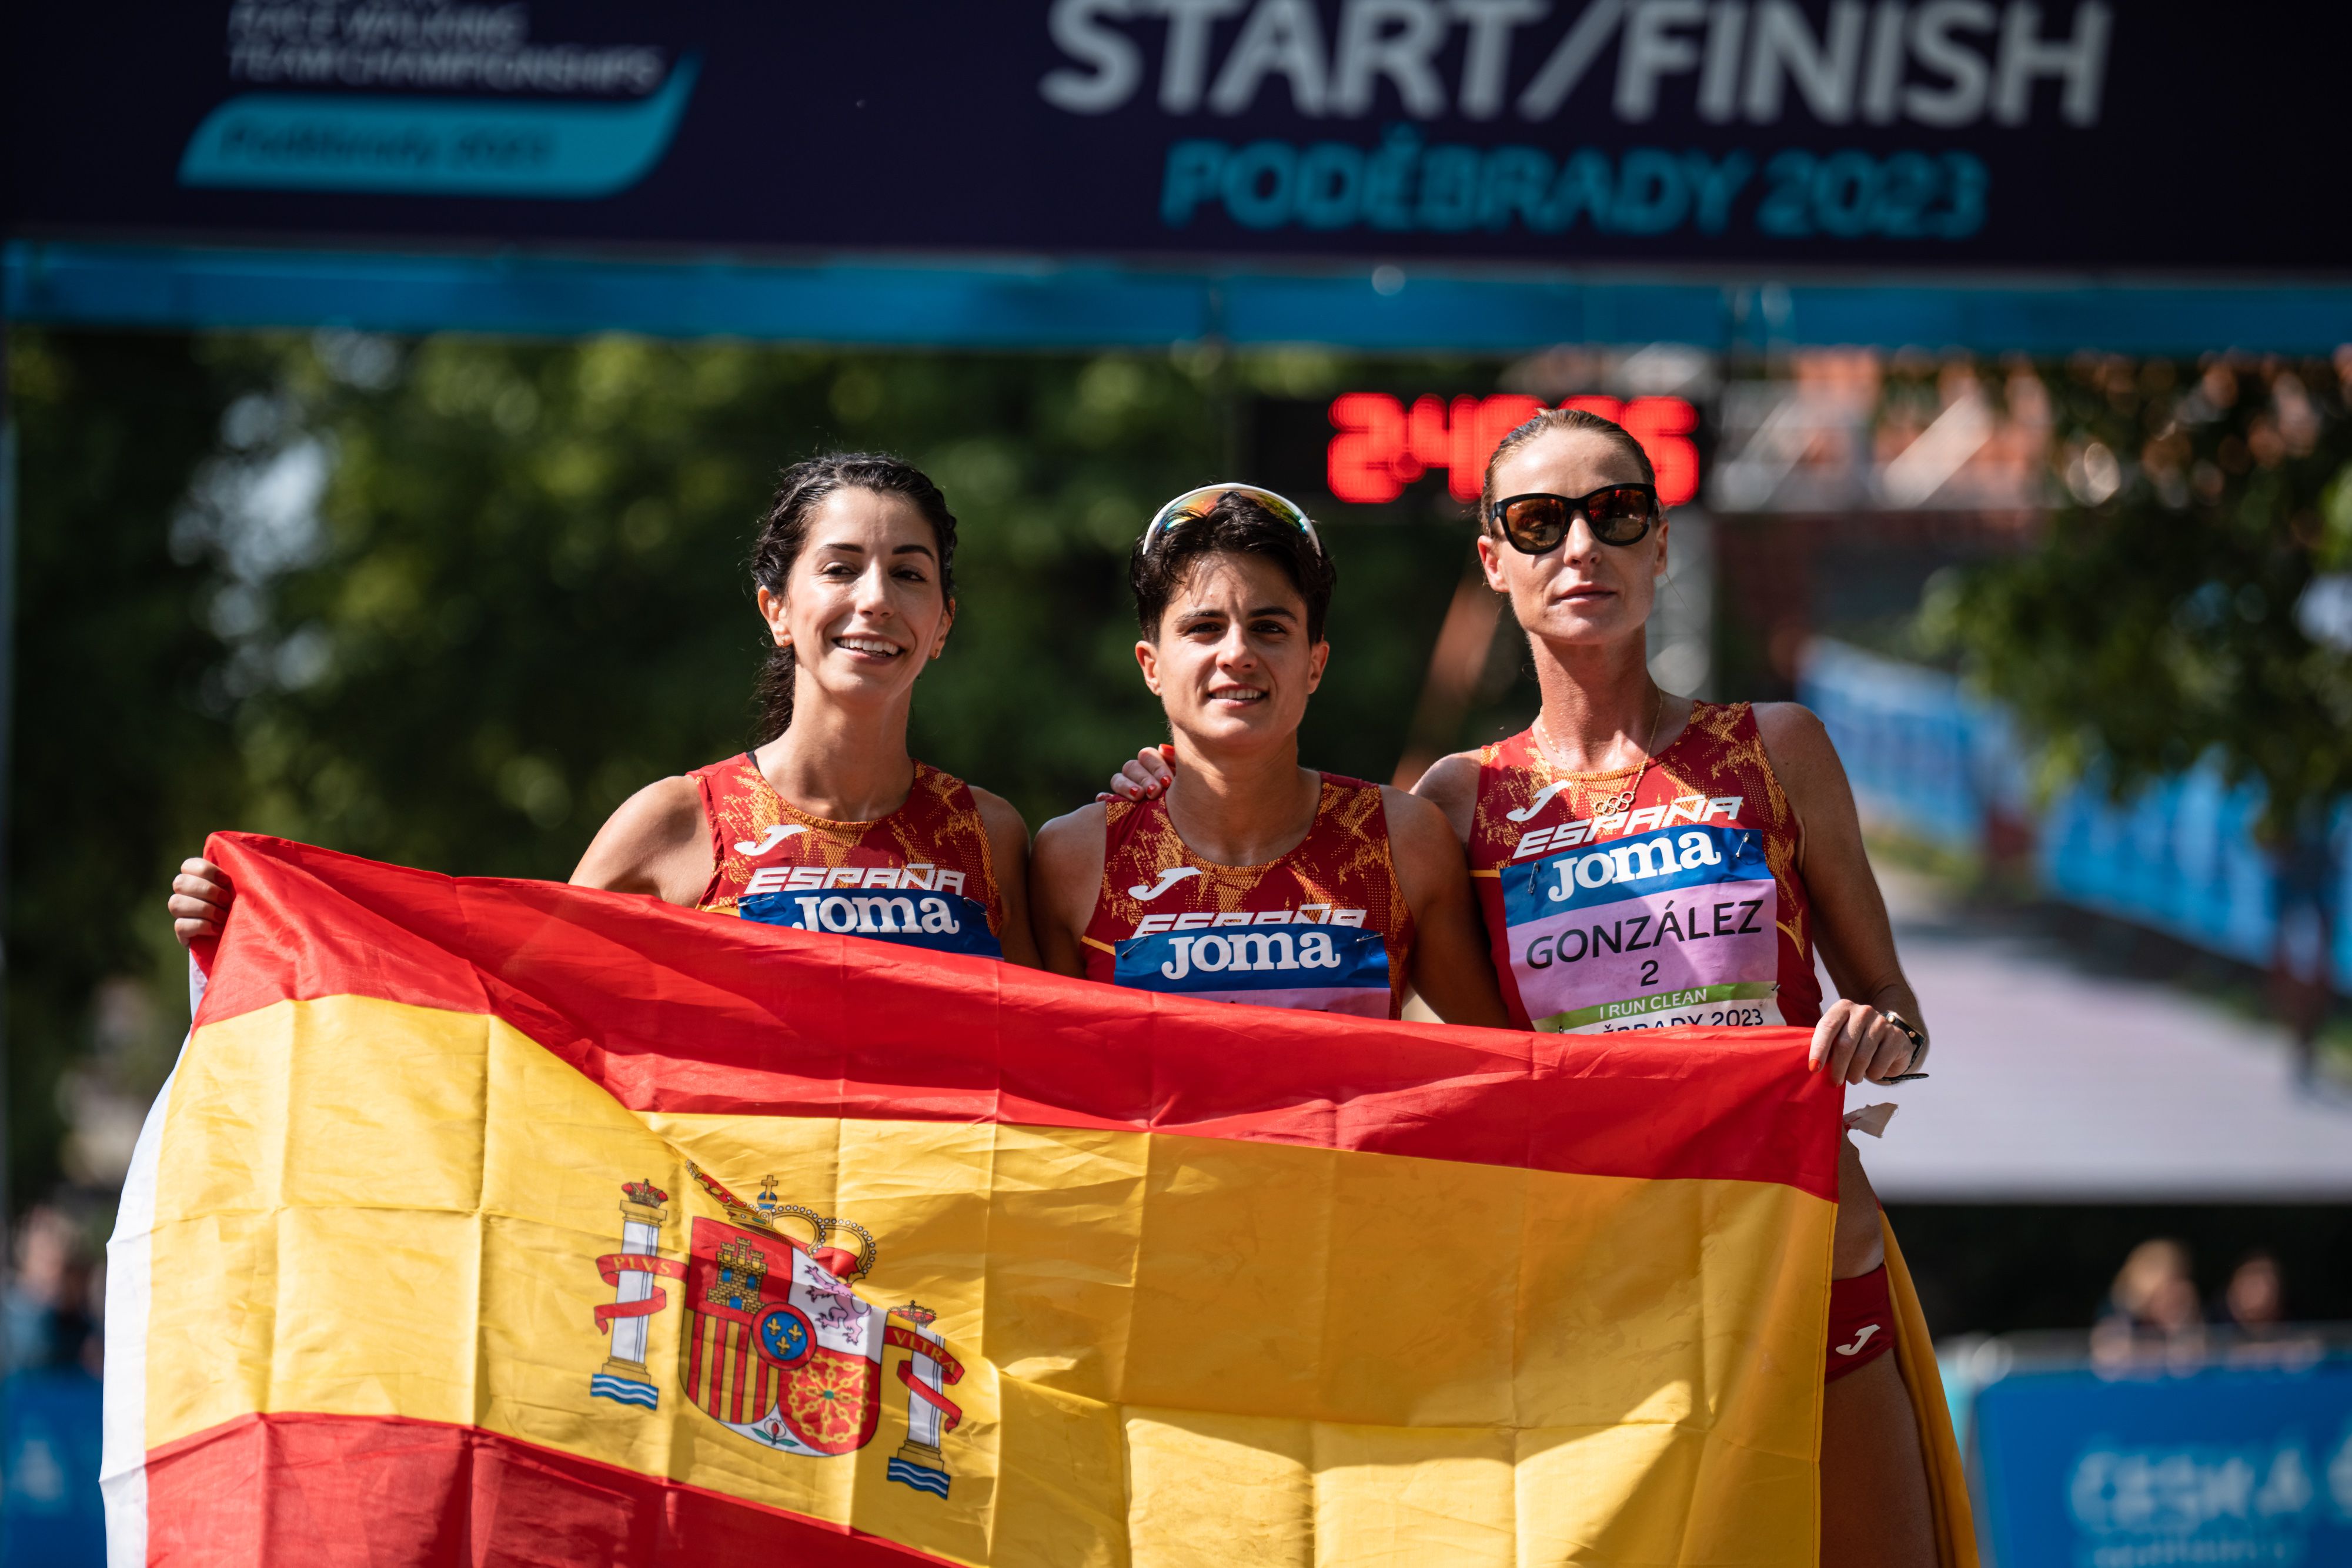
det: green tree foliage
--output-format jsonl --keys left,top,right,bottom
{"left": 7, "top": 332, "right": 269, "bottom": 1204}
{"left": 220, "top": 335, "right": 1467, "bottom": 875}
{"left": 6, "top": 330, "right": 1483, "bottom": 1214}
{"left": 1928, "top": 356, "right": 2352, "bottom": 831}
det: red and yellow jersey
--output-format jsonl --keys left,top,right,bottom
{"left": 691, "top": 754, "right": 1006, "bottom": 959}
{"left": 1081, "top": 774, "right": 1413, "bottom": 1018}
{"left": 1465, "top": 703, "right": 1822, "bottom": 1034}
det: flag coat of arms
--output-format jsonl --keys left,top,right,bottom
{"left": 103, "top": 834, "right": 1972, "bottom": 1566}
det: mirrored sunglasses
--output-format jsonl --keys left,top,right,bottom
{"left": 1141, "top": 483, "right": 1325, "bottom": 558}
{"left": 1488, "top": 485, "right": 1662, "bottom": 554}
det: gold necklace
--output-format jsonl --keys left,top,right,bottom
{"left": 1536, "top": 685, "right": 1663, "bottom": 818}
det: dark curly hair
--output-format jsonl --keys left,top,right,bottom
{"left": 751, "top": 453, "right": 958, "bottom": 741}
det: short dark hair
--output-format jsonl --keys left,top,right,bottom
{"left": 1129, "top": 491, "right": 1337, "bottom": 643}
{"left": 750, "top": 452, "right": 958, "bottom": 740}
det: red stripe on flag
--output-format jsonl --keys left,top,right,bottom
{"left": 144, "top": 1411, "right": 961, "bottom": 1566}
{"left": 728, "top": 1326, "right": 751, "bottom": 1426}
{"left": 192, "top": 834, "right": 1842, "bottom": 1199}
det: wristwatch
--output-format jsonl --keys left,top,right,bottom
{"left": 1883, "top": 1014, "right": 1929, "bottom": 1082}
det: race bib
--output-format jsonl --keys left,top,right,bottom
{"left": 740, "top": 882, "right": 1001, "bottom": 959}
{"left": 1113, "top": 922, "right": 1390, "bottom": 1018}
{"left": 1501, "top": 824, "right": 1781, "bottom": 1034}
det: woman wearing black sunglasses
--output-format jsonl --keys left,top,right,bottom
{"left": 1426, "top": 406, "right": 1945, "bottom": 1566}
{"left": 1432, "top": 409, "right": 1926, "bottom": 1058}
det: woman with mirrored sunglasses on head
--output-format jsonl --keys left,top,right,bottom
{"left": 172, "top": 452, "right": 1040, "bottom": 966}
{"left": 1030, "top": 484, "right": 1506, "bottom": 1025}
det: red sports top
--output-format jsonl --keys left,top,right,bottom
{"left": 1465, "top": 702, "right": 1822, "bottom": 1034}
{"left": 1080, "top": 773, "right": 1413, "bottom": 1019}
{"left": 691, "top": 754, "right": 1007, "bottom": 958}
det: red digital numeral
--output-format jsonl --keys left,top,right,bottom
{"left": 1328, "top": 392, "right": 1406, "bottom": 504}
{"left": 1327, "top": 393, "right": 1699, "bottom": 507}
{"left": 1621, "top": 396, "right": 1700, "bottom": 507}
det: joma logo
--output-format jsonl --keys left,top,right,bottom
{"left": 1548, "top": 830, "right": 1725, "bottom": 900}
{"left": 1157, "top": 930, "right": 1344, "bottom": 980}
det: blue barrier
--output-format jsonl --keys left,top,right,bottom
{"left": 2037, "top": 767, "right": 2280, "bottom": 971}
{"left": 1796, "top": 640, "right": 2350, "bottom": 986}
{"left": 1, "top": 1369, "right": 105, "bottom": 1565}
{"left": 1971, "top": 1355, "right": 2352, "bottom": 1567}
{"left": 1796, "top": 639, "right": 2019, "bottom": 852}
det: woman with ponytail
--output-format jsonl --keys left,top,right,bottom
{"left": 1417, "top": 407, "right": 1945, "bottom": 1564}
{"left": 173, "top": 452, "right": 1039, "bottom": 965}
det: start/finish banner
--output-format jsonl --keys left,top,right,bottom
{"left": 5, "top": 1, "right": 2349, "bottom": 277}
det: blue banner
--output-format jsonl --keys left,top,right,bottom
{"left": 1973, "top": 1358, "right": 2352, "bottom": 1568}
{"left": 5, "top": 3, "right": 2349, "bottom": 276}
{"left": 2, "top": 1369, "right": 106, "bottom": 1564}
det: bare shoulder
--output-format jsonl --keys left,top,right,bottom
{"left": 1406, "top": 750, "right": 1482, "bottom": 840}
{"left": 1750, "top": 703, "right": 1863, "bottom": 855}
{"left": 597, "top": 775, "right": 704, "bottom": 852}
{"left": 1379, "top": 784, "right": 1475, "bottom": 925}
{"left": 967, "top": 785, "right": 1033, "bottom": 858}
{"left": 1751, "top": 701, "right": 1841, "bottom": 784}
{"left": 1378, "top": 782, "right": 1460, "bottom": 856}
{"left": 1029, "top": 801, "right": 1108, "bottom": 942}
{"left": 1032, "top": 800, "right": 1110, "bottom": 870}
{"left": 572, "top": 774, "right": 709, "bottom": 897}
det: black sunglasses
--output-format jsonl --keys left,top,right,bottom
{"left": 1488, "top": 485, "right": 1662, "bottom": 553}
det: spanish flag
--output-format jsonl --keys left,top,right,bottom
{"left": 105, "top": 834, "right": 1969, "bottom": 1565}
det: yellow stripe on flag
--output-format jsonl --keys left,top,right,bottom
{"left": 148, "top": 993, "right": 1833, "bottom": 1564}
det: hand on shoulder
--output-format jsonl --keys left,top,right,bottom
{"left": 1101, "top": 744, "right": 1175, "bottom": 803}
